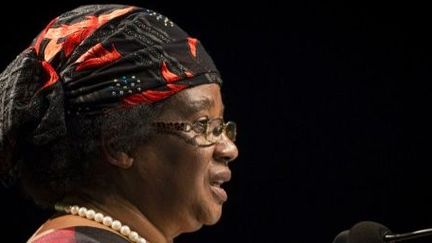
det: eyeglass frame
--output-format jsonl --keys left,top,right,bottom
{"left": 152, "top": 117, "right": 237, "bottom": 147}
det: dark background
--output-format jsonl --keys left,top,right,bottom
{"left": 1, "top": 1, "right": 431, "bottom": 242}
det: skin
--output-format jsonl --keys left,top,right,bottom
{"left": 32, "top": 83, "right": 238, "bottom": 243}
{"left": 102, "top": 83, "right": 238, "bottom": 242}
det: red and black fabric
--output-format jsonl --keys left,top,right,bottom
{"left": 0, "top": 4, "right": 221, "bottom": 180}
{"left": 31, "top": 5, "right": 221, "bottom": 113}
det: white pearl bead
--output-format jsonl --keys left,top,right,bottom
{"left": 85, "top": 209, "right": 95, "bottom": 220}
{"left": 102, "top": 216, "right": 113, "bottom": 226}
{"left": 111, "top": 220, "right": 122, "bottom": 230}
{"left": 94, "top": 213, "right": 104, "bottom": 223}
{"left": 78, "top": 207, "right": 87, "bottom": 217}
{"left": 70, "top": 206, "right": 79, "bottom": 215}
{"left": 129, "top": 231, "right": 139, "bottom": 241}
{"left": 120, "top": 225, "right": 131, "bottom": 235}
{"left": 137, "top": 237, "right": 147, "bottom": 243}
{"left": 56, "top": 204, "right": 147, "bottom": 242}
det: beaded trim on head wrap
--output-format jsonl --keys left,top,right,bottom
{"left": 0, "top": 4, "right": 222, "bottom": 182}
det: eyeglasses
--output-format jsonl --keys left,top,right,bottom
{"left": 152, "top": 117, "right": 237, "bottom": 146}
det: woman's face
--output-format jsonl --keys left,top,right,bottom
{"left": 128, "top": 83, "right": 238, "bottom": 233}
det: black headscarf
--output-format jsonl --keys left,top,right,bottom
{"left": 0, "top": 4, "right": 221, "bottom": 178}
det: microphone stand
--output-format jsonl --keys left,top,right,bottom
{"left": 384, "top": 228, "right": 432, "bottom": 242}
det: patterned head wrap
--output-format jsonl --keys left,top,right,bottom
{"left": 0, "top": 4, "right": 221, "bottom": 176}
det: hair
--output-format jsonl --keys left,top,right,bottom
{"left": 17, "top": 102, "right": 166, "bottom": 208}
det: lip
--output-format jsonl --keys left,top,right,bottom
{"left": 211, "top": 169, "right": 232, "bottom": 183}
{"left": 210, "top": 185, "right": 228, "bottom": 202}
{"left": 209, "top": 169, "right": 231, "bottom": 203}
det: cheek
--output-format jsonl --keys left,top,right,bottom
{"left": 175, "top": 151, "right": 211, "bottom": 188}
{"left": 139, "top": 134, "right": 215, "bottom": 198}
{"left": 157, "top": 142, "right": 213, "bottom": 193}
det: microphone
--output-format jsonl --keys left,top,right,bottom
{"left": 332, "top": 230, "right": 349, "bottom": 243}
{"left": 333, "top": 221, "right": 432, "bottom": 243}
{"left": 348, "top": 221, "right": 390, "bottom": 243}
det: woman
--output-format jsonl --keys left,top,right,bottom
{"left": 0, "top": 4, "right": 238, "bottom": 243}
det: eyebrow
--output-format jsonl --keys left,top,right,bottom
{"left": 179, "top": 98, "right": 224, "bottom": 117}
{"left": 183, "top": 98, "right": 213, "bottom": 115}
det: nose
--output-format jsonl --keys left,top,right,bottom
{"left": 213, "top": 133, "right": 239, "bottom": 165}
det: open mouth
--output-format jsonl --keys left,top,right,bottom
{"left": 210, "top": 180, "right": 224, "bottom": 187}
{"left": 209, "top": 170, "right": 231, "bottom": 203}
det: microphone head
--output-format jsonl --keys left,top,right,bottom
{"left": 348, "top": 221, "right": 391, "bottom": 243}
{"left": 332, "top": 230, "right": 349, "bottom": 243}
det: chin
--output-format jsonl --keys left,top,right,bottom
{"left": 203, "top": 203, "right": 223, "bottom": 225}
{"left": 183, "top": 202, "right": 222, "bottom": 232}
{"left": 204, "top": 216, "right": 222, "bottom": 226}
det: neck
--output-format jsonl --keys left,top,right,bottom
{"left": 62, "top": 192, "right": 173, "bottom": 243}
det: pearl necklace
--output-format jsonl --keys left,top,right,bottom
{"left": 55, "top": 203, "right": 148, "bottom": 243}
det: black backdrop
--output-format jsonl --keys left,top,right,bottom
{"left": 1, "top": 1, "right": 431, "bottom": 242}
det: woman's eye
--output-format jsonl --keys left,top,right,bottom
{"left": 213, "top": 125, "right": 224, "bottom": 136}
{"left": 193, "top": 118, "right": 209, "bottom": 133}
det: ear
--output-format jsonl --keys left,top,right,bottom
{"left": 101, "top": 137, "right": 134, "bottom": 169}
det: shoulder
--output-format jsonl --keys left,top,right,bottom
{"left": 28, "top": 226, "right": 128, "bottom": 243}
